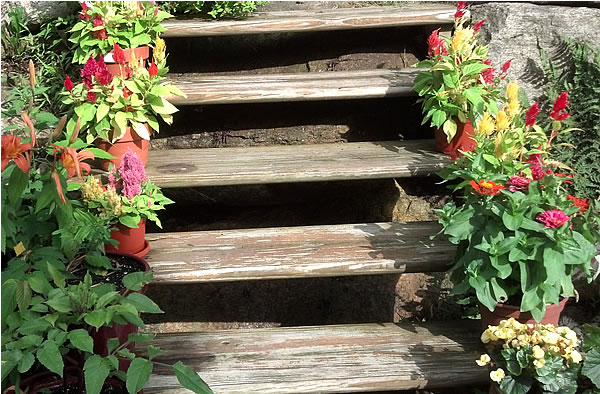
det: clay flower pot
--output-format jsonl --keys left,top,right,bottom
{"left": 95, "top": 125, "right": 151, "bottom": 171}
{"left": 105, "top": 219, "right": 149, "bottom": 258}
{"left": 479, "top": 297, "right": 569, "bottom": 329}
{"left": 106, "top": 46, "right": 150, "bottom": 78}
{"left": 434, "top": 119, "right": 476, "bottom": 159}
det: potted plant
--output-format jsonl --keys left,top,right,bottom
{"left": 435, "top": 87, "right": 600, "bottom": 325}
{"left": 1, "top": 271, "right": 213, "bottom": 394}
{"left": 477, "top": 319, "right": 600, "bottom": 394}
{"left": 413, "top": 1, "right": 511, "bottom": 158}
{"left": 62, "top": 45, "right": 185, "bottom": 169}
{"left": 80, "top": 150, "right": 173, "bottom": 257}
{"left": 69, "top": 1, "right": 171, "bottom": 67}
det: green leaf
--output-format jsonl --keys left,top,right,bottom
{"left": 442, "top": 119, "right": 457, "bottom": 142}
{"left": 8, "top": 167, "right": 29, "bottom": 204}
{"left": 47, "top": 262, "right": 66, "bottom": 288}
{"left": 147, "top": 345, "right": 162, "bottom": 361}
{"left": 126, "top": 358, "right": 153, "bottom": 394}
{"left": 68, "top": 329, "right": 94, "bottom": 353}
{"left": 462, "top": 62, "right": 490, "bottom": 76}
{"left": 84, "top": 355, "right": 111, "bottom": 394}
{"left": 543, "top": 248, "right": 566, "bottom": 285}
{"left": 150, "top": 97, "right": 179, "bottom": 115}
{"left": 582, "top": 347, "right": 600, "bottom": 387}
{"left": 84, "top": 310, "right": 108, "bottom": 329}
{"left": 37, "top": 340, "right": 64, "bottom": 377}
{"left": 15, "top": 280, "right": 32, "bottom": 312}
{"left": 1, "top": 279, "right": 18, "bottom": 325}
{"left": 172, "top": 361, "right": 214, "bottom": 394}
{"left": 17, "top": 351, "right": 35, "bottom": 373}
{"left": 499, "top": 374, "right": 533, "bottom": 394}
{"left": 74, "top": 102, "right": 96, "bottom": 124}
{"left": 119, "top": 214, "right": 141, "bottom": 228}
{"left": 18, "top": 318, "right": 51, "bottom": 335}
{"left": 502, "top": 211, "right": 524, "bottom": 231}
{"left": 115, "top": 111, "right": 128, "bottom": 134}
{"left": 431, "top": 109, "right": 447, "bottom": 128}
{"left": 122, "top": 271, "right": 152, "bottom": 292}
{"left": 96, "top": 102, "right": 110, "bottom": 122}
{"left": 124, "top": 293, "right": 163, "bottom": 314}
{"left": 27, "top": 272, "right": 52, "bottom": 296}
{"left": 46, "top": 293, "right": 73, "bottom": 313}
{"left": 1, "top": 350, "right": 22, "bottom": 381}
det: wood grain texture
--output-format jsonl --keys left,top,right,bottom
{"left": 167, "top": 69, "right": 421, "bottom": 105}
{"left": 146, "top": 221, "right": 453, "bottom": 284}
{"left": 141, "top": 321, "right": 488, "bottom": 393}
{"left": 161, "top": 5, "right": 455, "bottom": 37}
{"left": 146, "top": 140, "right": 449, "bottom": 188}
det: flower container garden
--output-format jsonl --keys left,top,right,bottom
{"left": 478, "top": 298, "right": 569, "bottom": 329}
{"left": 95, "top": 125, "right": 151, "bottom": 171}
{"left": 105, "top": 219, "right": 150, "bottom": 258}
{"left": 106, "top": 46, "right": 150, "bottom": 78}
{"left": 434, "top": 119, "right": 476, "bottom": 158}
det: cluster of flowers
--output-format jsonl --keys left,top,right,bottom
{"left": 476, "top": 81, "right": 520, "bottom": 136}
{"left": 478, "top": 318, "right": 582, "bottom": 383}
{"left": 79, "top": 1, "right": 159, "bottom": 35}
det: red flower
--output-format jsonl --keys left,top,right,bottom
{"left": 473, "top": 20, "right": 485, "bottom": 33}
{"left": 113, "top": 44, "right": 126, "bottom": 64}
{"left": 525, "top": 103, "right": 539, "bottom": 127}
{"left": 567, "top": 195, "right": 590, "bottom": 213}
{"left": 500, "top": 59, "right": 513, "bottom": 74}
{"left": 57, "top": 146, "right": 94, "bottom": 179}
{"left": 551, "top": 91, "right": 570, "bottom": 121}
{"left": 480, "top": 59, "right": 495, "bottom": 85}
{"left": 64, "top": 75, "right": 74, "bottom": 91}
{"left": 81, "top": 55, "right": 98, "bottom": 88}
{"left": 123, "top": 87, "right": 132, "bottom": 98}
{"left": 455, "top": 1, "right": 467, "bottom": 19}
{"left": 79, "top": 2, "right": 91, "bottom": 20}
{"left": 527, "top": 153, "right": 551, "bottom": 180}
{"left": 148, "top": 60, "right": 158, "bottom": 77}
{"left": 92, "top": 16, "right": 107, "bottom": 40}
{"left": 427, "top": 29, "right": 448, "bottom": 57}
{"left": 470, "top": 180, "right": 504, "bottom": 196}
{"left": 86, "top": 91, "right": 97, "bottom": 103}
{"left": 1, "top": 136, "right": 32, "bottom": 172}
{"left": 553, "top": 172, "right": 573, "bottom": 184}
{"left": 154, "top": 6, "right": 159, "bottom": 17}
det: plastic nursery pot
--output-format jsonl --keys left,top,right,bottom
{"left": 478, "top": 297, "right": 569, "bottom": 329}
{"left": 105, "top": 219, "right": 149, "bottom": 258}
{"left": 434, "top": 119, "right": 476, "bottom": 159}
{"left": 3, "top": 367, "right": 82, "bottom": 394}
{"left": 95, "top": 125, "right": 151, "bottom": 171}
{"left": 91, "top": 252, "right": 151, "bottom": 372}
{"left": 105, "top": 45, "right": 150, "bottom": 77}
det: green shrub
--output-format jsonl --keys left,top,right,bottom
{"left": 159, "top": 1, "right": 267, "bottom": 18}
{"left": 540, "top": 38, "right": 600, "bottom": 200}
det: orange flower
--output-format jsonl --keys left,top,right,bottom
{"left": 567, "top": 195, "right": 589, "bottom": 214}
{"left": 51, "top": 170, "right": 66, "bottom": 204}
{"left": 56, "top": 147, "right": 95, "bottom": 179}
{"left": 1, "top": 136, "right": 32, "bottom": 172}
{"left": 470, "top": 180, "right": 504, "bottom": 196}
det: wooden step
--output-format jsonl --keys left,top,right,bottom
{"left": 162, "top": 4, "right": 455, "bottom": 38}
{"left": 146, "top": 221, "right": 452, "bottom": 284}
{"left": 168, "top": 69, "right": 420, "bottom": 105}
{"left": 141, "top": 321, "right": 487, "bottom": 393}
{"left": 147, "top": 139, "right": 448, "bottom": 188}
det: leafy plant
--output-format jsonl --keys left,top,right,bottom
{"left": 158, "top": 1, "right": 267, "bottom": 18}
{"left": 582, "top": 324, "right": 600, "bottom": 391}
{"left": 1, "top": 271, "right": 213, "bottom": 394}
{"left": 435, "top": 85, "right": 600, "bottom": 321}
{"left": 413, "top": 2, "right": 508, "bottom": 142}
{"left": 70, "top": 1, "right": 171, "bottom": 64}
{"left": 540, "top": 38, "right": 600, "bottom": 201}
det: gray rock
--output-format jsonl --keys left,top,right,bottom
{"left": 471, "top": 2, "right": 600, "bottom": 103}
{"left": 1, "top": 1, "right": 78, "bottom": 26}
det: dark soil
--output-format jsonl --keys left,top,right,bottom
{"left": 69, "top": 255, "right": 146, "bottom": 292}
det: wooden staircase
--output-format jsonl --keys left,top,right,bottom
{"left": 141, "top": 4, "right": 488, "bottom": 392}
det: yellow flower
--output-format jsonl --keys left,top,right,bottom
{"left": 495, "top": 109, "right": 510, "bottom": 131}
{"left": 490, "top": 368, "right": 505, "bottom": 383}
{"left": 507, "top": 99, "right": 520, "bottom": 118}
{"left": 532, "top": 345, "right": 545, "bottom": 359}
{"left": 506, "top": 81, "right": 519, "bottom": 102}
{"left": 81, "top": 176, "right": 104, "bottom": 202}
{"left": 481, "top": 329, "right": 496, "bottom": 344}
{"left": 106, "top": 187, "right": 123, "bottom": 216}
{"left": 543, "top": 331, "right": 560, "bottom": 345}
{"left": 476, "top": 112, "right": 495, "bottom": 135}
{"left": 451, "top": 28, "right": 471, "bottom": 53}
{"left": 154, "top": 34, "right": 166, "bottom": 63}
{"left": 568, "top": 350, "right": 582, "bottom": 363}
{"left": 476, "top": 354, "right": 491, "bottom": 366}
{"left": 533, "top": 358, "right": 545, "bottom": 369}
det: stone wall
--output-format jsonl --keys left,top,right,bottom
{"left": 471, "top": 2, "right": 600, "bottom": 103}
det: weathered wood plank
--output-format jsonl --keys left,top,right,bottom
{"left": 141, "top": 321, "right": 488, "bottom": 393}
{"left": 146, "top": 222, "right": 453, "bottom": 284}
{"left": 162, "top": 5, "right": 455, "bottom": 37}
{"left": 146, "top": 140, "right": 449, "bottom": 188}
{"left": 167, "top": 69, "right": 421, "bottom": 105}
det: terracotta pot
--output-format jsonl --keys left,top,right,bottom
{"left": 479, "top": 298, "right": 569, "bottom": 329}
{"left": 105, "top": 219, "right": 148, "bottom": 257}
{"left": 3, "top": 367, "right": 82, "bottom": 394}
{"left": 106, "top": 46, "right": 150, "bottom": 78}
{"left": 92, "top": 252, "right": 150, "bottom": 372}
{"left": 95, "top": 125, "right": 151, "bottom": 171}
{"left": 434, "top": 119, "right": 476, "bottom": 159}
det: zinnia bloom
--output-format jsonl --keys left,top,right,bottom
{"left": 536, "top": 210, "right": 570, "bottom": 228}
{"left": 567, "top": 195, "right": 589, "bottom": 213}
{"left": 473, "top": 20, "right": 485, "bottom": 33}
{"left": 58, "top": 147, "right": 94, "bottom": 179}
{"left": 507, "top": 176, "right": 531, "bottom": 192}
{"left": 525, "top": 103, "right": 539, "bottom": 126}
{"left": 550, "top": 91, "right": 570, "bottom": 121}
{"left": 470, "top": 179, "right": 504, "bottom": 196}
{"left": 148, "top": 60, "right": 158, "bottom": 78}
{"left": 1, "top": 136, "right": 32, "bottom": 172}
{"left": 427, "top": 29, "right": 448, "bottom": 57}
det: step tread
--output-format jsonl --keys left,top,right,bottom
{"left": 167, "top": 69, "right": 421, "bottom": 105}
{"left": 142, "top": 321, "right": 487, "bottom": 393}
{"left": 162, "top": 4, "right": 455, "bottom": 38}
{"left": 147, "top": 139, "right": 448, "bottom": 188}
{"left": 147, "top": 221, "right": 453, "bottom": 284}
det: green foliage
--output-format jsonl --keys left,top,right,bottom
{"left": 582, "top": 324, "right": 600, "bottom": 389}
{"left": 159, "top": 1, "right": 267, "bottom": 18}
{"left": 1, "top": 6, "right": 79, "bottom": 115}
{"left": 540, "top": 38, "right": 600, "bottom": 200}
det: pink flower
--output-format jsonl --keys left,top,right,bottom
{"left": 108, "top": 168, "right": 118, "bottom": 190}
{"left": 527, "top": 153, "right": 551, "bottom": 180}
{"left": 473, "top": 20, "right": 485, "bottom": 33}
{"left": 525, "top": 103, "right": 539, "bottom": 127}
{"left": 480, "top": 59, "right": 495, "bottom": 85}
{"left": 119, "top": 150, "right": 146, "bottom": 199}
{"left": 500, "top": 59, "right": 513, "bottom": 75}
{"left": 536, "top": 210, "right": 570, "bottom": 228}
{"left": 86, "top": 91, "right": 97, "bottom": 103}
{"left": 81, "top": 55, "right": 98, "bottom": 88}
{"left": 550, "top": 91, "right": 570, "bottom": 121}
{"left": 427, "top": 29, "right": 448, "bottom": 57}
{"left": 507, "top": 176, "right": 531, "bottom": 192}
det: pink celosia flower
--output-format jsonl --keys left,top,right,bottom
{"left": 119, "top": 150, "right": 146, "bottom": 199}
{"left": 536, "top": 210, "right": 570, "bottom": 228}
{"left": 108, "top": 168, "right": 118, "bottom": 190}
{"left": 507, "top": 176, "right": 531, "bottom": 192}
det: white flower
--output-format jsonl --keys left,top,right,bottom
{"left": 476, "top": 354, "right": 491, "bottom": 366}
{"left": 490, "top": 368, "right": 505, "bottom": 383}
{"left": 532, "top": 345, "right": 545, "bottom": 359}
{"left": 533, "top": 358, "right": 546, "bottom": 369}
{"left": 568, "top": 350, "right": 582, "bottom": 363}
